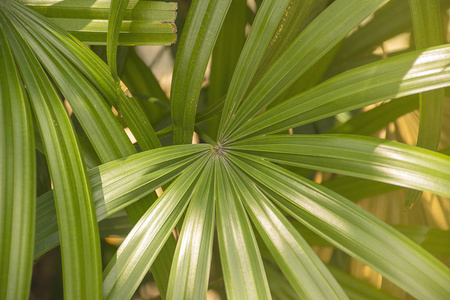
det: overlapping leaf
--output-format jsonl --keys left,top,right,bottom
{"left": 8, "top": 2, "right": 162, "bottom": 150}
{"left": 227, "top": 152, "right": 450, "bottom": 299}
{"left": 166, "top": 158, "right": 215, "bottom": 299}
{"left": 220, "top": 0, "right": 390, "bottom": 140}
{"left": 227, "top": 164, "right": 348, "bottom": 299}
{"left": 171, "top": 0, "right": 232, "bottom": 144}
{"left": 0, "top": 5, "right": 102, "bottom": 298}
{"left": 228, "top": 135, "right": 450, "bottom": 197}
{"left": 103, "top": 154, "right": 211, "bottom": 300}
{"left": 218, "top": 0, "right": 291, "bottom": 137}
{"left": 228, "top": 44, "right": 450, "bottom": 141}
{"left": 18, "top": 0, "right": 177, "bottom": 45}
{"left": 215, "top": 157, "right": 271, "bottom": 300}
{"left": 34, "top": 145, "right": 208, "bottom": 258}
{"left": 0, "top": 24, "right": 35, "bottom": 300}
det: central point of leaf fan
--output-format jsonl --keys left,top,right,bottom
{"left": 212, "top": 144, "right": 224, "bottom": 156}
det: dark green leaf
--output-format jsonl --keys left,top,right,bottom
{"left": 0, "top": 24, "right": 35, "bottom": 300}
{"left": 171, "top": 0, "right": 232, "bottom": 144}
{"left": 220, "top": 0, "right": 390, "bottom": 140}
{"left": 229, "top": 45, "right": 450, "bottom": 141}
{"left": 0, "top": 6, "right": 102, "bottom": 298}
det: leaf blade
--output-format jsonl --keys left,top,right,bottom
{"left": 218, "top": 0, "right": 291, "bottom": 138}
{"left": 166, "top": 159, "right": 215, "bottom": 300}
{"left": 107, "top": 0, "right": 129, "bottom": 79}
{"left": 34, "top": 144, "right": 210, "bottom": 258}
{"left": 171, "top": 0, "right": 232, "bottom": 144}
{"left": 103, "top": 154, "right": 211, "bottom": 300}
{"left": 0, "top": 23, "right": 35, "bottom": 300}
{"left": 221, "top": 0, "right": 390, "bottom": 140}
{"left": 9, "top": 3, "right": 162, "bottom": 150}
{"left": 229, "top": 44, "right": 450, "bottom": 141}
{"left": 18, "top": 0, "right": 177, "bottom": 45}
{"left": 228, "top": 134, "right": 450, "bottom": 197}
{"left": 228, "top": 152, "right": 450, "bottom": 300}
{"left": 406, "top": 0, "right": 445, "bottom": 206}
{"left": 227, "top": 163, "right": 348, "bottom": 300}
{"left": 0, "top": 7, "right": 102, "bottom": 298}
{"left": 215, "top": 157, "right": 271, "bottom": 300}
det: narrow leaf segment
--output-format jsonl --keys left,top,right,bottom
{"left": 228, "top": 152, "right": 450, "bottom": 300}
{"left": 103, "top": 154, "right": 211, "bottom": 300}
{"left": 18, "top": 0, "right": 177, "bottom": 45}
{"left": 171, "top": 0, "right": 232, "bottom": 144}
{"left": 0, "top": 23, "right": 35, "bottom": 300}
{"left": 0, "top": 5, "right": 102, "bottom": 299}
{"left": 228, "top": 44, "right": 450, "bottom": 141}
{"left": 406, "top": 0, "right": 444, "bottom": 207}
{"left": 218, "top": 0, "right": 291, "bottom": 138}
{"left": 228, "top": 164, "right": 348, "bottom": 299}
{"left": 166, "top": 158, "right": 215, "bottom": 299}
{"left": 34, "top": 145, "right": 209, "bottom": 258}
{"left": 215, "top": 157, "right": 271, "bottom": 300}
{"left": 219, "top": 0, "right": 390, "bottom": 141}
{"left": 228, "top": 135, "right": 450, "bottom": 197}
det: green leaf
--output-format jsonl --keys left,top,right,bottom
{"left": 121, "top": 48, "right": 170, "bottom": 126}
{"left": 251, "top": 0, "right": 335, "bottom": 107}
{"left": 0, "top": 25, "right": 35, "bottom": 300}
{"left": 227, "top": 152, "right": 450, "bottom": 300}
{"left": 264, "top": 264, "right": 298, "bottom": 300}
{"left": 409, "top": 0, "right": 443, "bottom": 50}
{"left": 18, "top": 0, "right": 177, "bottom": 45}
{"left": 67, "top": 24, "right": 176, "bottom": 46}
{"left": 166, "top": 159, "right": 215, "bottom": 299}
{"left": 215, "top": 157, "right": 271, "bottom": 300}
{"left": 34, "top": 122, "right": 102, "bottom": 170}
{"left": 207, "top": 0, "right": 246, "bottom": 139}
{"left": 251, "top": 0, "right": 322, "bottom": 83}
{"left": 93, "top": 213, "right": 449, "bottom": 258}
{"left": 334, "top": 0, "right": 413, "bottom": 61}
{"left": 229, "top": 44, "right": 450, "bottom": 141}
{"left": 269, "top": 219, "right": 450, "bottom": 259}
{"left": 220, "top": 0, "right": 390, "bottom": 140}
{"left": 269, "top": 43, "right": 341, "bottom": 109}
{"left": 406, "top": 0, "right": 445, "bottom": 207}
{"left": 329, "top": 96, "right": 419, "bottom": 135}
{"left": 327, "top": 266, "right": 400, "bottom": 300}
{"left": 34, "top": 145, "right": 208, "bottom": 258}
{"left": 17, "top": 0, "right": 176, "bottom": 14}
{"left": 9, "top": 3, "right": 162, "bottom": 150}
{"left": 228, "top": 135, "right": 450, "bottom": 197}
{"left": 10, "top": 14, "right": 135, "bottom": 162}
{"left": 107, "top": 0, "right": 129, "bottom": 140}
{"left": 0, "top": 6, "right": 102, "bottom": 299}
{"left": 227, "top": 164, "right": 348, "bottom": 299}
{"left": 107, "top": 0, "right": 129, "bottom": 80}
{"left": 171, "top": 0, "right": 232, "bottom": 144}
{"left": 322, "top": 177, "right": 401, "bottom": 202}
{"left": 218, "top": 0, "right": 291, "bottom": 138}
{"left": 6, "top": 3, "right": 175, "bottom": 293}
{"left": 103, "top": 154, "right": 211, "bottom": 300}
{"left": 395, "top": 226, "right": 450, "bottom": 257}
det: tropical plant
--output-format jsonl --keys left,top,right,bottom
{"left": 1, "top": 0, "right": 450, "bottom": 299}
